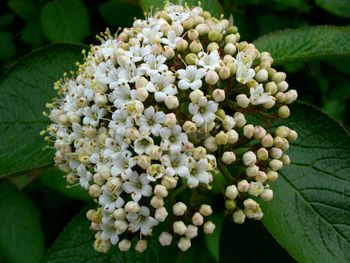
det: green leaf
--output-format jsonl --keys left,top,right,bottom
{"left": 99, "top": 0, "right": 143, "bottom": 28}
{"left": 41, "top": 0, "right": 89, "bottom": 42}
{"left": 8, "top": 0, "right": 39, "bottom": 20}
{"left": 316, "top": 0, "right": 350, "bottom": 18}
{"left": 0, "top": 31, "right": 15, "bottom": 60}
{"left": 21, "top": 19, "right": 45, "bottom": 46}
{"left": 0, "top": 14, "right": 14, "bottom": 29}
{"left": 39, "top": 167, "right": 91, "bottom": 201}
{"left": 0, "top": 182, "right": 44, "bottom": 263}
{"left": 205, "top": 212, "right": 224, "bottom": 262}
{"left": 219, "top": 217, "right": 295, "bottom": 262}
{"left": 139, "top": 0, "right": 223, "bottom": 18}
{"left": 0, "top": 43, "right": 85, "bottom": 177}
{"left": 44, "top": 208, "right": 178, "bottom": 263}
{"left": 253, "top": 26, "right": 350, "bottom": 65}
{"left": 260, "top": 102, "right": 350, "bottom": 262}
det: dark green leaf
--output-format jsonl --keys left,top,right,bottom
{"left": 261, "top": 102, "right": 350, "bottom": 262}
{"left": 0, "top": 14, "right": 14, "bottom": 29}
{"left": 99, "top": 0, "right": 143, "bottom": 27}
{"left": 41, "top": 0, "right": 89, "bottom": 42}
{"left": 21, "top": 19, "right": 45, "bottom": 46}
{"left": 0, "top": 43, "right": 85, "bottom": 177}
{"left": 0, "top": 182, "right": 44, "bottom": 263}
{"left": 316, "top": 0, "right": 350, "bottom": 18}
{"left": 44, "top": 208, "right": 178, "bottom": 263}
{"left": 139, "top": 0, "right": 223, "bottom": 18}
{"left": 0, "top": 31, "right": 15, "bottom": 60}
{"left": 39, "top": 167, "right": 91, "bottom": 201}
{"left": 205, "top": 212, "right": 224, "bottom": 262}
{"left": 253, "top": 26, "right": 350, "bottom": 65}
{"left": 8, "top": 0, "right": 39, "bottom": 20}
{"left": 219, "top": 216, "right": 295, "bottom": 263}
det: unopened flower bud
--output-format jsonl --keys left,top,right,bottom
{"left": 183, "top": 120, "right": 197, "bottom": 133}
{"left": 269, "top": 159, "right": 284, "bottom": 171}
{"left": 267, "top": 170, "right": 279, "bottom": 181}
{"left": 215, "top": 131, "right": 228, "bottom": 145}
{"left": 226, "top": 129, "right": 238, "bottom": 144}
{"left": 277, "top": 81, "right": 289, "bottom": 92}
{"left": 205, "top": 70, "right": 219, "bottom": 85}
{"left": 225, "top": 185, "right": 238, "bottom": 200}
{"left": 159, "top": 232, "right": 173, "bottom": 246}
{"left": 135, "top": 240, "right": 147, "bottom": 253}
{"left": 208, "top": 29, "right": 221, "bottom": 42}
{"left": 270, "top": 147, "right": 283, "bottom": 159}
{"left": 212, "top": 89, "right": 225, "bottom": 102}
{"left": 190, "top": 40, "right": 202, "bottom": 53}
{"left": 94, "top": 239, "right": 111, "bottom": 253}
{"left": 165, "top": 95, "right": 179, "bottom": 109}
{"left": 118, "top": 239, "right": 131, "bottom": 252}
{"left": 172, "top": 23, "right": 184, "bottom": 36}
{"left": 199, "top": 204, "right": 213, "bottom": 216}
{"left": 288, "top": 129, "right": 298, "bottom": 141}
{"left": 125, "top": 201, "right": 140, "bottom": 213}
{"left": 173, "top": 202, "right": 187, "bottom": 216}
{"left": 154, "top": 184, "right": 168, "bottom": 198}
{"left": 196, "top": 23, "right": 209, "bottom": 35}
{"left": 203, "top": 221, "right": 216, "bottom": 234}
{"left": 163, "top": 46, "right": 175, "bottom": 59}
{"left": 265, "top": 82, "right": 277, "bottom": 95}
{"left": 222, "top": 151, "right": 236, "bottom": 164}
{"left": 173, "top": 221, "right": 187, "bottom": 235}
{"left": 192, "top": 212, "right": 204, "bottom": 226}
{"left": 185, "top": 224, "right": 198, "bottom": 239}
{"left": 225, "top": 199, "right": 236, "bottom": 210}
{"left": 189, "top": 89, "right": 204, "bottom": 103}
{"left": 161, "top": 175, "right": 177, "bottom": 189}
{"left": 256, "top": 170, "right": 267, "bottom": 183}
{"left": 225, "top": 34, "right": 236, "bottom": 43}
{"left": 260, "top": 189, "right": 273, "bottom": 201}
{"left": 234, "top": 112, "right": 246, "bottom": 127}
{"left": 114, "top": 220, "right": 128, "bottom": 233}
{"left": 178, "top": 237, "right": 191, "bottom": 251}
{"left": 252, "top": 148, "right": 265, "bottom": 163}
{"left": 246, "top": 165, "right": 259, "bottom": 177}
{"left": 224, "top": 43, "right": 236, "bottom": 55}
{"left": 236, "top": 94, "right": 250, "bottom": 108}
{"left": 164, "top": 113, "right": 177, "bottom": 127}
{"left": 253, "top": 126, "right": 266, "bottom": 139}
{"left": 125, "top": 127, "right": 140, "bottom": 141}
{"left": 233, "top": 209, "right": 246, "bottom": 224}
{"left": 188, "top": 29, "right": 199, "bottom": 40}
{"left": 149, "top": 145, "right": 162, "bottom": 160}
{"left": 113, "top": 208, "right": 126, "bottom": 220}
{"left": 243, "top": 124, "right": 254, "bottom": 138}
{"left": 222, "top": 116, "right": 235, "bottom": 130}
{"left": 150, "top": 196, "right": 164, "bottom": 208}
{"left": 155, "top": 207, "right": 168, "bottom": 222}
{"left": 280, "top": 154, "right": 291, "bottom": 165}
{"left": 175, "top": 38, "right": 188, "bottom": 51}
{"left": 192, "top": 146, "right": 207, "bottom": 159}
{"left": 237, "top": 180, "right": 250, "bottom": 192}
{"left": 243, "top": 198, "right": 258, "bottom": 209}
{"left": 207, "top": 42, "right": 219, "bottom": 52}
{"left": 204, "top": 136, "right": 218, "bottom": 152}
{"left": 89, "top": 184, "right": 101, "bottom": 197}
{"left": 183, "top": 18, "right": 194, "bottom": 30}
{"left": 137, "top": 155, "right": 150, "bottom": 170}
{"left": 275, "top": 92, "right": 286, "bottom": 103}
{"left": 136, "top": 87, "right": 149, "bottom": 101}
{"left": 285, "top": 89, "right": 298, "bottom": 104}
{"left": 261, "top": 134, "right": 274, "bottom": 148}
{"left": 185, "top": 53, "right": 197, "bottom": 65}
{"left": 255, "top": 69, "right": 268, "bottom": 82}
{"left": 94, "top": 93, "right": 107, "bottom": 106}
{"left": 272, "top": 72, "right": 286, "bottom": 83}
{"left": 135, "top": 77, "right": 148, "bottom": 89}
{"left": 219, "top": 66, "right": 231, "bottom": 80}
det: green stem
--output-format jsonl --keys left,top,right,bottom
{"left": 217, "top": 159, "right": 234, "bottom": 184}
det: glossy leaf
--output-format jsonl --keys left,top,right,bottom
{"left": 253, "top": 26, "right": 350, "bottom": 65}
{"left": 0, "top": 43, "right": 85, "bottom": 177}
{"left": 0, "top": 182, "right": 44, "bottom": 263}
{"left": 41, "top": 0, "right": 89, "bottom": 42}
{"left": 316, "top": 0, "right": 350, "bottom": 18}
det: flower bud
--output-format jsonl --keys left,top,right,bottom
{"left": 125, "top": 127, "right": 140, "bottom": 141}
{"left": 161, "top": 175, "right": 177, "bottom": 189}
{"left": 281, "top": 154, "right": 291, "bottom": 165}
{"left": 125, "top": 201, "right": 140, "bottom": 213}
{"left": 204, "top": 136, "right": 218, "bottom": 152}
{"left": 243, "top": 198, "right": 258, "bottom": 209}
{"left": 159, "top": 232, "right": 173, "bottom": 246}
{"left": 253, "top": 126, "right": 266, "bottom": 139}
{"left": 154, "top": 184, "right": 168, "bottom": 198}
{"left": 225, "top": 34, "right": 236, "bottom": 43}
{"left": 188, "top": 29, "right": 199, "bottom": 40}
{"left": 261, "top": 134, "right": 274, "bottom": 148}
{"left": 219, "top": 66, "right": 231, "bottom": 80}
{"left": 272, "top": 72, "right": 286, "bottom": 83}
{"left": 164, "top": 95, "right": 179, "bottom": 109}
{"left": 175, "top": 38, "right": 188, "bottom": 51}
{"left": 172, "top": 23, "right": 184, "bottom": 36}
{"left": 267, "top": 170, "right": 279, "bottom": 182}
{"left": 270, "top": 147, "right": 283, "bottom": 159}
{"left": 236, "top": 94, "right": 250, "bottom": 108}
{"left": 225, "top": 185, "right": 238, "bottom": 200}
{"left": 137, "top": 155, "right": 150, "bottom": 170}
{"left": 228, "top": 62, "right": 237, "bottom": 74}
{"left": 275, "top": 92, "right": 286, "bottom": 103}
{"left": 227, "top": 129, "right": 239, "bottom": 144}
{"left": 189, "top": 89, "right": 204, "bottom": 103}
{"left": 155, "top": 207, "right": 168, "bottom": 222}
{"left": 285, "top": 89, "right": 298, "bottom": 104}
{"left": 113, "top": 208, "right": 126, "bottom": 220}
{"left": 225, "top": 199, "right": 236, "bottom": 210}
{"left": 233, "top": 209, "right": 246, "bottom": 224}
{"left": 183, "top": 18, "right": 194, "bottom": 30}
{"left": 222, "top": 116, "right": 235, "bottom": 130}
{"left": 89, "top": 184, "right": 101, "bottom": 197}
{"left": 114, "top": 220, "right": 128, "bottom": 233}
{"left": 207, "top": 42, "right": 219, "bottom": 52}
{"left": 222, "top": 151, "right": 236, "bottom": 164}
{"left": 237, "top": 179, "right": 250, "bottom": 192}
{"left": 185, "top": 53, "right": 197, "bottom": 65}
{"left": 185, "top": 224, "right": 198, "bottom": 239}
{"left": 189, "top": 40, "right": 203, "bottom": 53}
{"left": 173, "top": 221, "right": 187, "bottom": 235}
{"left": 196, "top": 23, "right": 209, "bottom": 35}
{"left": 173, "top": 202, "right": 187, "bottom": 216}
{"left": 256, "top": 170, "right": 267, "bottom": 183}
{"left": 212, "top": 89, "right": 225, "bottom": 102}
{"left": 215, "top": 131, "right": 228, "bottom": 145}
{"left": 277, "top": 81, "right": 289, "bottom": 92}
{"left": 233, "top": 112, "right": 246, "bottom": 127}
{"left": 94, "top": 93, "right": 107, "bottom": 106}
{"left": 205, "top": 70, "right": 219, "bottom": 85}
{"left": 178, "top": 237, "right": 191, "bottom": 251}
{"left": 150, "top": 196, "right": 164, "bottom": 208}
{"left": 287, "top": 129, "right": 298, "bottom": 141}
{"left": 260, "top": 189, "right": 273, "bottom": 201}
{"left": 164, "top": 113, "right": 177, "bottom": 127}
{"left": 183, "top": 120, "right": 197, "bottom": 133}
{"left": 94, "top": 239, "right": 111, "bottom": 253}
{"left": 135, "top": 240, "right": 147, "bottom": 253}
{"left": 135, "top": 77, "right": 148, "bottom": 89}
{"left": 246, "top": 165, "right": 259, "bottom": 177}
{"left": 255, "top": 69, "right": 268, "bottom": 82}
{"left": 192, "top": 212, "right": 204, "bottom": 226}
{"left": 265, "top": 81, "right": 277, "bottom": 95}
{"left": 256, "top": 148, "right": 268, "bottom": 161}
{"left": 269, "top": 159, "right": 284, "bottom": 171}
{"left": 243, "top": 124, "right": 254, "bottom": 138}
{"left": 163, "top": 46, "right": 175, "bottom": 59}
{"left": 118, "top": 239, "right": 131, "bottom": 252}
{"left": 203, "top": 221, "right": 216, "bottom": 234}
{"left": 136, "top": 87, "right": 149, "bottom": 101}
{"left": 199, "top": 204, "right": 213, "bottom": 216}
{"left": 224, "top": 43, "right": 236, "bottom": 55}
{"left": 248, "top": 182, "right": 264, "bottom": 196}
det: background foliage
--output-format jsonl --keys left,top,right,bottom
{"left": 0, "top": 0, "right": 349, "bottom": 262}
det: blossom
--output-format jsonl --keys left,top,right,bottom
{"left": 145, "top": 72, "right": 177, "bottom": 102}
{"left": 177, "top": 65, "right": 206, "bottom": 90}
{"left": 126, "top": 206, "right": 159, "bottom": 235}
{"left": 122, "top": 172, "right": 152, "bottom": 202}
{"left": 249, "top": 84, "right": 275, "bottom": 105}
{"left": 188, "top": 97, "right": 218, "bottom": 127}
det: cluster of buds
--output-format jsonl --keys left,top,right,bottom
{"left": 43, "top": 2, "right": 297, "bottom": 253}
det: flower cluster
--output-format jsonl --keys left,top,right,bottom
{"left": 43, "top": 2, "right": 298, "bottom": 253}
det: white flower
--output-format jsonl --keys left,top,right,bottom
{"left": 139, "top": 54, "right": 168, "bottom": 76}
{"left": 109, "top": 109, "right": 134, "bottom": 136}
{"left": 94, "top": 60, "right": 118, "bottom": 85}
{"left": 160, "top": 125, "right": 188, "bottom": 154}
{"left": 82, "top": 105, "right": 107, "bottom": 127}
{"left": 161, "top": 30, "right": 181, "bottom": 48}
{"left": 161, "top": 152, "right": 190, "bottom": 177}
{"left": 100, "top": 222, "right": 120, "bottom": 245}
{"left": 137, "top": 27, "right": 163, "bottom": 45}
{"left": 122, "top": 172, "right": 152, "bottom": 202}
{"left": 76, "top": 164, "right": 92, "bottom": 189}
{"left": 186, "top": 158, "right": 210, "bottom": 188}
{"left": 196, "top": 50, "right": 222, "bottom": 71}
{"left": 111, "top": 150, "right": 137, "bottom": 178}
{"left": 236, "top": 65, "right": 255, "bottom": 84}
{"left": 127, "top": 44, "right": 152, "bottom": 62}
{"left": 126, "top": 206, "right": 158, "bottom": 235}
{"left": 134, "top": 135, "right": 154, "bottom": 155}
{"left": 135, "top": 106, "right": 165, "bottom": 136}
{"left": 146, "top": 72, "right": 177, "bottom": 102}
{"left": 116, "top": 61, "right": 141, "bottom": 83}
{"left": 188, "top": 97, "right": 218, "bottom": 127}
{"left": 108, "top": 81, "right": 137, "bottom": 108}
{"left": 177, "top": 65, "right": 206, "bottom": 90}
{"left": 99, "top": 39, "right": 120, "bottom": 59}
{"left": 249, "top": 84, "right": 275, "bottom": 105}
{"left": 99, "top": 190, "right": 125, "bottom": 212}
